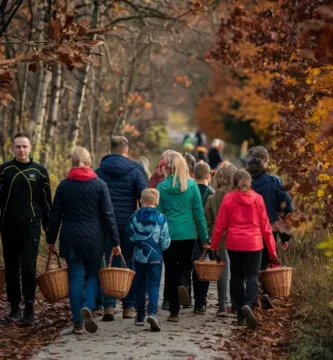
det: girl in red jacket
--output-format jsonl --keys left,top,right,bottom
{"left": 208, "top": 169, "right": 279, "bottom": 330}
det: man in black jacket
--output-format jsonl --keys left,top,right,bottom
{"left": 0, "top": 133, "right": 52, "bottom": 324}
{"left": 96, "top": 136, "right": 147, "bottom": 321}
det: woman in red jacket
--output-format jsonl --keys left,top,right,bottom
{"left": 208, "top": 169, "right": 279, "bottom": 330}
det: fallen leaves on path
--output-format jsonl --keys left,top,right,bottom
{"left": 0, "top": 294, "right": 71, "bottom": 360}
{"left": 215, "top": 296, "right": 294, "bottom": 360}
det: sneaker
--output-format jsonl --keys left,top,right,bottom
{"left": 72, "top": 322, "right": 84, "bottom": 335}
{"left": 102, "top": 306, "right": 115, "bottom": 322}
{"left": 167, "top": 314, "right": 180, "bottom": 323}
{"left": 241, "top": 305, "right": 258, "bottom": 330}
{"left": 193, "top": 307, "right": 206, "bottom": 315}
{"left": 216, "top": 309, "right": 228, "bottom": 318}
{"left": 161, "top": 299, "right": 169, "bottom": 311}
{"left": 81, "top": 307, "right": 98, "bottom": 333}
{"left": 6, "top": 305, "right": 22, "bottom": 322}
{"left": 22, "top": 305, "right": 35, "bottom": 325}
{"left": 261, "top": 294, "right": 274, "bottom": 310}
{"left": 135, "top": 316, "right": 145, "bottom": 326}
{"left": 147, "top": 314, "right": 161, "bottom": 332}
{"left": 123, "top": 307, "right": 137, "bottom": 319}
{"left": 178, "top": 286, "right": 191, "bottom": 307}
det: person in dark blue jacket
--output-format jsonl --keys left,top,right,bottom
{"left": 47, "top": 147, "right": 120, "bottom": 335}
{"left": 247, "top": 150, "right": 293, "bottom": 309}
{"left": 95, "top": 136, "right": 147, "bottom": 321}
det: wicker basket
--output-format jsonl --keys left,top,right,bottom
{"left": 37, "top": 251, "right": 69, "bottom": 303}
{"left": 0, "top": 267, "right": 5, "bottom": 292}
{"left": 99, "top": 253, "right": 135, "bottom": 300}
{"left": 194, "top": 249, "right": 225, "bottom": 281}
{"left": 260, "top": 267, "right": 293, "bottom": 297}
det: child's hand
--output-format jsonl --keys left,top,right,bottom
{"left": 281, "top": 242, "right": 289, "bottom": 250}
{"left": 203, "top": 243, "right": 211, "bottom": 250}
{"left": 112, "top": 246, "right": 121, "bottom": 255}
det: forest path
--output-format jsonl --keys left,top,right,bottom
{"left": 33, "top": 283, "right": 235, "bottom": 360}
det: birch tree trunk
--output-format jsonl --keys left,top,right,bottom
{"left": 39, "top": 64, "right": 62, "bottom": 166}
{"left": 67, "top": 1, "right": 100, "bottom": 154}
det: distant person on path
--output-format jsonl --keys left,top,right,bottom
{"left": 209, "top": 169, "right": 279, "bottom": 330}
{"left": 47, "top": 147, "right": 120, "bottom": 335}
{"left": 127, "top": 188, "right": 171, "bottom": 332}
{"left": 205, "top": 164, "right": 237, "bottom": 318}
{"left": 0, "top": 133, "right": 52, "bottom": 325}
{"left": 95, "top": 136, "right": 147, "bottom": 321}
{"left": 208, "top": 139, "right": 225, "bottom": 170}
{"left": 157, "top": 152, "right": 209, "bottom": 323}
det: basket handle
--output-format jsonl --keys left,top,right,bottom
{"left": 200, "top": 248, "right": 221, "bottom": 263}
{"left": 107, "top": 252, "right": 128, "bottom": 269}
{"left": 46, "top": 250, "right": 62, "bottom": 272}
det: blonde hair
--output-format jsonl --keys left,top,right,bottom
{"left": 72, "top": 147, "right": 91, "bottom": 168}
{"left": 165, "top": 151, "right": 189, "bottom": 192}
{"left": 141, "top": 188, "right": 160, "bottom": 206}
{"left": 161, "top": 149, "right": 174, "bottom": 161}
{"left": 138, "top": 156, "right": 152, "bottom": 180}
{"left": 215, "top": 164, "right": 237, "bottom": 189}
{"left": 233, "top": 169, "right": 251, "bottom": 192}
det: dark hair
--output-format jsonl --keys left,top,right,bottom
{"left": 233, "top": 169, "right": 251, "bottom": 191}
{"left": 110, "top": 136, "right": 129, "bottom": 154}
{"left": 184, "top": 152, "right": 196, "bottom": 173}
{"left": 13, "top": 133, "right": 30, "bottom": 142}
{"left": 247, "top": 157, "right": 265, "bottom": 178}
{"left": 248, "top": 146, "right": 269, "bottom": 162}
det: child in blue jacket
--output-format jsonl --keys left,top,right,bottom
{"left": 125, "top": 188, "right": 170, "bottom": 331}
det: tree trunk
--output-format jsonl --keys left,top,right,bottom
{"left": 39, "top": 64, "right": 62, "bottom": 166}
{"left": 87, "top": 68, "right": 96, "bottom": 161}
{"left": 67, "top": 1, "right": 100, "bottom": 154}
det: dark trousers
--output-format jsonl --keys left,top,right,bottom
{"left": 228, "top": 250, "right": 262, "bottom": 315}
{"left": 163, "top": 240, "right": 195, "bottom": 314}
{"left": 192, "top": 268, "right": 209, "bottom": 308}
{"left": 103, "top": 231, "right": 136, "bottom": 309}
{"left": 1, "top": 224, "right": 41, "bottom": 305}
{"left": 135, "top": 262, "right": 162, "bottom": 320}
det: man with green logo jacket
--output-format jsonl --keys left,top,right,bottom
{"left": 0, "top": 133, "right": 52, "bottom": 324}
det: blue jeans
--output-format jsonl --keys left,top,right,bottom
{"left": 217, "top": 249, "right": 230, "bottom": 311}
{"left": 66, "top": 257, "right": 102, "bottom": 323}
{"left": 135, "top": 262, "right": 162, "bottom": 320}
{"left": 103, "top": 232, "right": 136, "bottom": 309}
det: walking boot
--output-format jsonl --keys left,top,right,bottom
{"left": 6, "top": 303, "right": 22, "bottom": 322}
{"left": 81, "top": 307, "right": 98, "bottom": 333}
{"left": 22, "top": 301, "right": 35, "bottom": 325}
{"left": 123, "top": 307, "right": 136, "bottom": 319}
{"left": 102, "top": 306, "right": 115, "bottom": 322}
{"left": 241, "top": 305, "right": 258, "bottom": 330}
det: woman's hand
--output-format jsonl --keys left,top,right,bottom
{"left": 202, "top": 243, "right": 211, "bottom": 249}
{"left": 270, "top": 255, "right": 281, "bottom": 265}
{"left": 281, "top": 242, "right": 289, "bottom": 250}
{"left": 112, "top": 246, "right": 121, "bottom": 255}
{"left": 48, "top": 244, "right": 56, "bottom": 253}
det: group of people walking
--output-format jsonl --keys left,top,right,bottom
{"left": 0, "top": 132, "right": 292, "bottom": 335}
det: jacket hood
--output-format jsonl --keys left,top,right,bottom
{"left": 135, "top": 207, "right": 159, "bottom": 226}
{"left": 232, "top": 189, "right": 256, "bottom": 205}
{"left": 160, "top": 175, "right": 197, "bottom": 195}
{"left": 67, "top": 167, "right": 98, "bottom": 181}
{"left": 99, "top": 154, "right": 136, "bottom": 178}
{"left": 251, "top": 174, "right": 270, "bottom": 194}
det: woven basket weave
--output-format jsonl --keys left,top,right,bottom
{"left": 194, "top": 249, "right": 225, "bottom": 281}
{"left": 260, "top": 267, "right": 293, "bottom": 297}
{"left": 0, "top": 267, "right": 5, "bottom": 292}
{"left": 99, "top": 253, "right": 135, "bottom": 300}
{"left": 37, "top": 251, "right": 69, "bottom": 303}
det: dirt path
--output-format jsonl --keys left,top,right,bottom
{"left": 33, "top": 284, "right": 236, "bottom": 360}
